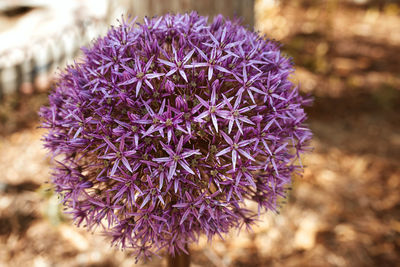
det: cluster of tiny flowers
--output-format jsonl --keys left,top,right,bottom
{"left": 40, "top": 13, "right": 312, "bottom": 260}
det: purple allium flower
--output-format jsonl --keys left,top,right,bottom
{"left": 40, "top": 12, "right": 312, "bottom": 260}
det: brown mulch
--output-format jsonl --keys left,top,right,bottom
{"left": 0, "top": 1, "right": 399, "bottom": 266}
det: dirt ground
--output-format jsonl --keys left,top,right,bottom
{"left": 0, "top": 0, "right": 399, "bottom": 266}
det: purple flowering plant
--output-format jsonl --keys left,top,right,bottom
{"left": 40, "top": 12, "right": 312, "bottom": 261}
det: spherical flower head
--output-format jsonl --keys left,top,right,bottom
{"left": 40, "top": 12, "right": 312, "bottom": 260}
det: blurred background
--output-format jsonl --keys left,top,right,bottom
{"left": 0, "top": 0, "right": 399, "bottom": 266}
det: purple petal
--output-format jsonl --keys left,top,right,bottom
{"left": 158, "top": 59, "right": 175, "bottom": 67}
{"left": 275, "top": 142, "right": 288, "bottom": 153}
{"left": 119, "top": 77, "right": 137, "bottom": 86}
{"left": 135, "top": 80, "right": 143, "bottom": 97}
{"left": 208, "top": 67, "right": 214, "bottom": 81}
{"left": 179, "top": 161, "right": 194, "bottom": 175}
{"left": 103, "top": 137, "right": 118, "bottom": 152}
{"left": 211, "top": 86, "right": 217, "bottom": 105}
{"left": 220, "top": 131, "right": 233, "bottom": 145}
{"left": 147, "top": 73, "right": 164, "bottom": 79}
{"left": 245, "top": 173, "right": 257, "bottom": 189}
{"left": 194, "top": 111, "right": 209, "bottom": 122}
{"left": 228, "top": 119, "right": 234, "bottom": 134}
{"left": 177, "top": 136, "right": 184, "bottom": 153}
{"left": 211, "top": 114, "right": 218, "bottom": 132}
{"left": 186, "top": 62, "right": 208, "bottom": 68}
{"left": 153, "top": 157, "right": 170, "bottom": 163}
{"left": 181, "top": 149, "right": 201, "bottom": 158}
{"left": 144, "top": 79, "right": 154, "bottom": 90}
{"left": 121, "top": 157, "right": 133, "bottom": 172}
{"left": 232, "top": 150, "right": 237, "bottom": 170}
{"left": 166, "top": 69, "right": 177, "bottom": 77}
{"left": 214, "top": 65, "right": 230, "bottom": 74}
{"left": 195, "top": 46, "right": 208, "bottom": 61}
{"left": 179, "top": 208, "right": 191, "bottom": 225}
{"left": 249, "top": 86, "right": 266, "bottom": 95}
{"left": 110, "top": 159, "right": 120, "bottom": 176}
{"left": 183, "top": 49, "right": 195, "bottom": 64}
{"left": 179, "top": 69, "right": 188, "bottom": 82}
{"left": 168, "top": 162, "right": 177, "bottom": 180}
{"left": 173, "top": 203, "right": 189, "bottom": 208}
{"left": 216, "top": 147, "right": 231, "bottom": 157}
{"left": 238, "top": 149, "right": 256, "bottom": 161}
{"left": 140, "top": 194, "right": 151, "bottom": 209}
{"left": 195, "top": 95, "right": 209, "bottom": 108}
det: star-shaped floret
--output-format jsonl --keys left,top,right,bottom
{"left": 158, "top": 47, "right": 195, "bottom": 82}
{"left": 153, "top": 136, "right": 201, "bottom": 180}
{"left": 119, "top": 56, "right": 164, "bottom": 97}
{"left": 216, "top": 131, "right": 255, "bottom": 171}
{"left": 189, "top": 46, "right": 231, "bottom": 80}
{"left": 222, "top": 94, "right": 255, "bottom": 134}
{"left": 99, "top": 134, "right": 137, "bottom": 176}
{"left": 194, "top": 81, "right": 231, "bottom": 132}
{"left": 232, "top": 66, "right": 266, "bottom": 104}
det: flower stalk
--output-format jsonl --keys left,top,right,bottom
{"left": 167, "top": 246, "right": 190, "bottom": 267}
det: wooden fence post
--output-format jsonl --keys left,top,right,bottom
{"left": 129, "top": 0, "right": 255, "bottom": 28}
